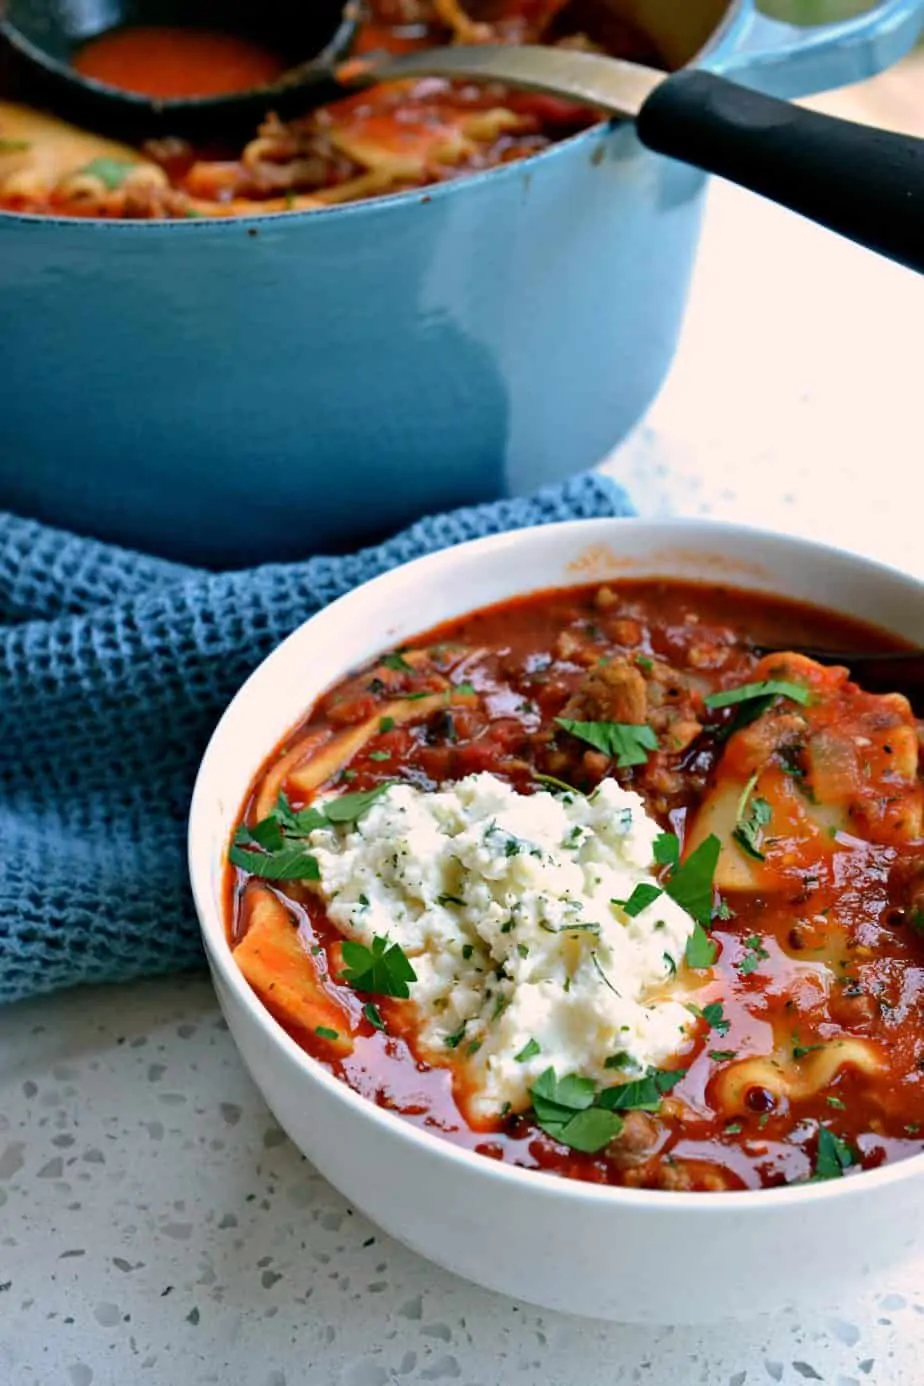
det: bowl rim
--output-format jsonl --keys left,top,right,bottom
{"left": 0, "top": 1, "right": 738, "bottom": 230}
{"left": 189, "top": 513, "right": 924, "bottom": 1214}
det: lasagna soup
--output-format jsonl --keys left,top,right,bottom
{"left": 226, "top": 581, "right": 924, "bottom": 1192}
{"left": 0, "top": 0, "right": 658, "bottom": 218}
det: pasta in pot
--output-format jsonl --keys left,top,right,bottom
{"left": 226, "top": 579, "right": 924, "bottom": 1193}
{"left": 0, "top": 0, "right": 659, "bottom": 218}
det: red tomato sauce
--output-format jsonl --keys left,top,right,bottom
{"left": 73, "top": 26, "right": 287, "bottom": 99}
{"left": 226, "top": 581, "right": 924, "bottom": 1193}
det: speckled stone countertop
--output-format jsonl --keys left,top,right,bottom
{"left": 4, "top": 61, "right": 924, "bottom": 1386}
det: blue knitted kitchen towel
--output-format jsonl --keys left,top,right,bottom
{"left": 0, "top": 472, "right": 633, "bottom": 1006}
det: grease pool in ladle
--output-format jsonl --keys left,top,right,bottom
{"left": 72, "top": 26, "right": 288, "bottom": 100}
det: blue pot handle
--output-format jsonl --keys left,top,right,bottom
{"left": 703, "top": 0, "right": 924, "bottom": 98}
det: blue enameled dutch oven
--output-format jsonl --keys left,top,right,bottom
{"left": 1, "top": 0, "right": 922, "bottom": 566}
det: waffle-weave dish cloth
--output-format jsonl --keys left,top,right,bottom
{"left": 0, "top": 472, "right": 634, "bottom": 1005}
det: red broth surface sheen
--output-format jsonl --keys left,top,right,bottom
{"left": 73, "top": 27, "right": 287, "bottom": 99}
{"left": 226, "top": 581, "right": 924, "bottom": 1193}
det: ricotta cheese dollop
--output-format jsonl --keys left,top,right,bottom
{"left": 309, "top": 773, "right": 697, "bottom": 1120}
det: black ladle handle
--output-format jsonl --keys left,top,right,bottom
{"left": 636, "top": 69, "right": 924, "bottom": 275}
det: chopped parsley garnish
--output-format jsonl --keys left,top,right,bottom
{"left": 708, "top": 1049, "right": 737, "bottom": 1062}
{"left": 363, "top": 1001, "right": 386, "bottom": 1030}
{"left": 322, "top": 784, "right": 395, "bottom": 822}
{"left": 461, "top": 943, "right": 475, "bottom": 960}
{"left": 529, "top": 1069, "right": 623, "bottom": 1153}
{"left": 229, "top": 784, "right": 394, "bottom": 879}
{"left": 732, "top": 773, "right": 772, "bottom": 861}
{"left": 695, "top": 1001, "right": 731, "bottom": 1036}
{"left": 555, "top": 717, "right": 659, "bottom": 769}
{"left": 379, "top": 716, "right": 395, "bottom": 733}
{"left": 792, "top": 1038, "right": 824, "bottom": 1060}
{"left": 444, "top": 1024, "right": 468, "bottom": 1049}
{"left": 661, "top": 833, "right": 722, "bottom": 927}
{"left": 314, "top": 1026, "right": 339, "bottom": 1041}
{"left": 340, "top": 935, "right": 417, "bottom": 998}
{"left": 685, "top": 921, "right": 717, "bottom": 969}
{"left": 604, "top": 1053, "right": 634, "bottom": 1071}
{"left": 78, "top": 156, "right": 138, "bottom": 188}
{"left": 635, "top": 655, "right": 654, "bottom": 672}
{"left": 826, "top": 1095, "right": 846, "bottom": 1110}
{"left": 809, "top": 1125, "right": 856, "bottom": 1182}
{"left": 613, "top": 882, "right": 664, "bottom": 918}
{"left": 659, "top": 831, "right": 724, "bottom": 969}
{"left": 438, "top": 893, "right": 466, "bottom": 908}
{"left": 737, "top": 935, "right": 770, "bottom": 976}
{"left": 382, "top": 651, "right": 414, "bottom": 672}
{"left": 515, "top": 1038, "right": 541, "bottom": 1063}
{"left": 453, "top": 682, "right": 477, "bottom": 697}
{"left": 704, "top": 679, "right": 811, "bottom": 711}
{"left": 654, "top": 832, "right": 681, "bottom": 870}
{"left": 724, "top": 1121, "right": 743, "bottom": 1135}
{"left": 467, "top": 1038, "right": 482, "bottom": 1055}
{"left": 596, "top": 1067, "right": 686, "bottom": 1113}
{"left": 532, "top": 772, "right": 581, "bottom": 796}
{"left": 369, "top": 749, "right": 391, "bottom": 761}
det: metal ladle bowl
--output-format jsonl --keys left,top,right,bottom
{"left": 0, "top": 0, "right": 359, "bottom": 139}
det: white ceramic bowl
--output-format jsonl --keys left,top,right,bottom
{"left": 188, "top": 517, "right": 924, "bottom": 1325}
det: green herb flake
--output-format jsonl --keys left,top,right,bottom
{"left": 322, "top": 783, "right": 395, "bottom": 824}
{"left": 737, "top": 936, "right": 770, "bottom": 977}
{"left": 453, "top": 681, "right": 477, "bottom": 697}
{"left": 78, "top": 156, "right": 139, "bottom": 189}
{"left": 653, "top": 832, "right": 681, "bottom": 870}
{"left": 369, "top": 749, "right": 391, "bottom": 762}
{"left": 515, "top": 1038, "right": 541, "bottom": 1063}
{"left": 826, "top": 1095, "right": 846, "bottom": 1110}
{"left": 379, "top": 715, "right": 395, "bottom": 733}
{"left": 708, "top": 1049, "right": 737, "bottom": 1062}
{"left": 438, "top": 893, "right": 466, "bottom": 908}
{"left": 685, "top": 921, "right": 717, "bottom": 970}
{"left": 461, "top": 942, "right": 475, "bottom": 960}
{"left": 732, "top": 774, "right": 773, "bottom": 862}
{"left": 614, "top": 882, "right": 663, "bottom": 918}
{"left": 363, "top": 1001, "right": 386, "bottom": 1030}
{"left": 635, "top": 655, "right": 654, "bottom": 671}
{"left": 340, "top": 936, "right": 417, "bottom": 998}
{"left": 533, "top": 772, "right": 581, "bottom": 796}
{"left": 382, "top": 651, "right": 414, "bottom": 672}
{"left": 444, "top": 1024, "right": 468, "bottom": 1049}
{"left": 529, "top": 1068, "right": 623, "bottom": 1153}
{"left": 704, "top": 679, "right": 811, "bottom": 711}
{"left": 809, "top": 1125, "right": 856, "bottom": 1182}
{"left": 555, "top": 717, "right": 659, "bottom": 769}
{"left": 314, "top": 1026, "right": 339, "bottom": 1041}
{"left": 724, "top": 1121, "right": 743, "bottom": 1135}
{"left": 604, "top": 1053, "right": 633, "bottom": 1071}
{"left": 792, "top": 1039, "right": 824, "bottom": 1060}
{"left": 597, "top": 1067, "right": 686, "bottom": 1113}
{"left": 700, "top": 1001, "right": 730, "bottom": 1036}
{"left": 467, "top": 1038, "right": 482, "bottom": 1055}
{"left": 665, "top": 834, "right": 722, "bottom": 927}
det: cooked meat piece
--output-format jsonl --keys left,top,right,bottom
{"left": 561, "top": 657, "right": 647, "bottom": 725}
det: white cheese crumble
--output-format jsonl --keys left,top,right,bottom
{"left": 309, "top": 773, "right": 697, "bottom": 1119}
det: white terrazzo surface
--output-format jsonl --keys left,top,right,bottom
{"left": 4, "top": 69, "right": 924, "bottom": 1386}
